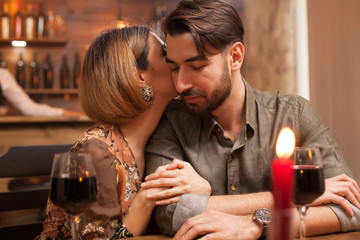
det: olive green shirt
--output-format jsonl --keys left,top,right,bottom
{"left": 145, "top": 79, "right": 359, "bottom": 235}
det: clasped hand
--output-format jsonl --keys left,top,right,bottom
{"left": 141, "top": 159, "right": 211, "bottom": 205}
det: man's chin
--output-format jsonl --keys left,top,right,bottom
{"left": 186, "top": 103, "right": 210, "bottom": 116}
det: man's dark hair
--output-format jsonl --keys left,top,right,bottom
{"left": 164, "top": 0, "right": 244, "bottom": 56}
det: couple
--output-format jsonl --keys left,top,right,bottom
{"left": 37, "top": 0, "right": 360, "bottom": 239}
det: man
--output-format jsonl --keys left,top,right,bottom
{"left": 142, "top": 0, "right": 360, "bottom": 239}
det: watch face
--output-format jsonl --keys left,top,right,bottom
{"left": 255, "top": 208, "right": 271, "bottom": 225}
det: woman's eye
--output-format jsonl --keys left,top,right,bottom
{"left": 161, "top": 47, "right": 167, "bottom": 56}
{"left": 161, "top": 43, "right": 167, "bottom": 56}
{"left": 170, "top": 66, "right": 179, "bottom": 72}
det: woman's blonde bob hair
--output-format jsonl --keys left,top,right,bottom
{"left": 80, "top": 26, "right": 151, "bottom": 125}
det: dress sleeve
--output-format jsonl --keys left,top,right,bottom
{"left": 36, "top": 139, "right": 123, "bottom": 240}
{"left": 113, "top": 224, "right": 134, "bottom": 239}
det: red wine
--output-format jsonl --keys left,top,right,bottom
{"left": 294, "top": 165, "right": 325, "bottom": 205}
{"left": 50, "top": 176, "right": 97, "bottom": 215}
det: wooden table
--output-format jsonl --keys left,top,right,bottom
{"left": 129, "top": 236, "right": 171, "bottom": 240}
{"left": 129, "top": 231, "right": 360, "bottom": 239}
{"left": 305, "top": 231, "right": 360, "bottom": 239}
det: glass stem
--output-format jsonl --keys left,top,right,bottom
{"left": 71, "top": 215, "right": 81, "bottom": 240}
{"left": 298, "top": 205, "right": 308, "bottom": 240}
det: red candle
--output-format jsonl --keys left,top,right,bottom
{"left": 268, "top": 127, "right": 295, "bottom": 240}
{"left": 272, "top": 158, "right": 293, "bottom": 209}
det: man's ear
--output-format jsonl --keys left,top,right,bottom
{"left": 229, "top": 42, "right": 244, "bottom": 71}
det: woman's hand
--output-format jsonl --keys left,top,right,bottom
{"left": 123, "top": 186, "right": 178, "bottom": 236}
{"left": 311, "top": 174, "right": 360, "bottom": 216}
{"left": 141, "top": 159, "right": 211, "bottom": 205}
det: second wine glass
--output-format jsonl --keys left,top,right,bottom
{"left": 50, "top": 152, "right": 98, "bottom": 240}
{"left": 292, "top": 147, "right": 325, "bottom": 239}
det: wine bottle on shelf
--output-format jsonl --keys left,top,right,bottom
{"left": 43, "top": 54, "right": 53, "bottom": 89}
{"left": 16, "top": 53, "right": 26, "bottom": 88}
{"left": 46, "top": 10, "right": 55, "bottom": 39}
{"left": 60, "top": 55, "right": 70, "bottom": 88}
{"left": 14, "top": 2, "right": 23, "bottom": 39}
{"left": 0, "top": 52, "right": 7, "bottom": 68}
{"left": 37, "top": 3, "right": 46, "bottom": 38}
{"left": 29, "top": 53, "right": 40, "bottom": 88}
{"left": 73, "top": 53, "right": 81, "bottom": 88}
{"left": 25, "top": 3, "right": 36, "bottom": 40}
{"left": 1, "top": 3, "right": 10, "bottom": 39}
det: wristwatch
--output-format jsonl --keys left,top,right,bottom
{"left": 253, "top": 208, "right": 271, "bottom": 237}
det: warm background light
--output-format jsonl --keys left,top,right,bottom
{"left": 115, "top": 19, "right": 129, "bottom": 29}
{"left": 276, "top": 127, "right": 295, "bottom": 159}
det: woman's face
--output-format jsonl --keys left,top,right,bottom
{"left": 144, "top": 32, "right": 177, "bottom": 100}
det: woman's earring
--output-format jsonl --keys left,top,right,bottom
{"left": 141, "top": 84, "right": 154, "bottom": 102}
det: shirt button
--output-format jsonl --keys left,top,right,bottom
{"left": 217, "top": 127, "right": 221, "bottom": 132}
{"left": 230, "top": 184, "right": 236, "bottom": 191}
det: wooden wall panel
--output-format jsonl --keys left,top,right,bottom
{"left": 308, "top": 0, "right": 360, "bottom": 183}
{"left": 242, "top": 0, "right": 297, "bottom": 95}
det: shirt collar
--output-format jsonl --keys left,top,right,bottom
{"left": 243, "top": 77, "right": 257, "bottom": 137}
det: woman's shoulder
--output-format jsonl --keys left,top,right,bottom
{"left": 72, "top": 123, "right": 125, "bottom": 154}
{"left": 75, "top": 123, "right": 118, "bottom": 143}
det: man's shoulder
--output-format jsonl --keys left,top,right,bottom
{"left": 253, "top": 88, "right": 309, "bottom": 109}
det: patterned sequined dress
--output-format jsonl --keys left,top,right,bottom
{"left": 35, "top": 124, "right": 141, "bottom": 239}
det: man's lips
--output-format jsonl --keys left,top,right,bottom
{"left": 182, "top": 95, "right": 201, "bottom": 104}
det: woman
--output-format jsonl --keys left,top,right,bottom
{"left": 36, "top": 25, "right": 178, "bottom": 239}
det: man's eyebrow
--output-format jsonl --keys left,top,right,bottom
{"left": 166, "top": 55, "right": 207, "bottom": 64}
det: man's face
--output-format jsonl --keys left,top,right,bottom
{"left": 165, "top": 33, "right": 232, "bottom": 115}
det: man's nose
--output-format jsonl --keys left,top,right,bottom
{"left": 175, "top": 68, "right": 192, "bottom": 94}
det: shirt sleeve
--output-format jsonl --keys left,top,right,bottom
{"left": 296, "top": 97, "right": 359, "bottom": 231}
{"left": 172, "top": 194, "right": 210, "bottom": 232}
{"left": 146, "top": 107, "right": 205, "bottom": 235}
{"left": 327, "top": 200, "right": 360, "bottom": 232}
{"left": 0, "top": 69, "right": 63, "bottom": 116}
{"left": 296, "top": 96, "right": 353, "bottom": 178}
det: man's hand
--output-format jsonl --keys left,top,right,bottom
{"left": 311, "top": 174, "right": 360, "bottom": 215}
{"left": 141, "top": 159, "right": 211, "bottom": 205}
{"left": 174, "top": 210, "right": 262, "bottom": 240}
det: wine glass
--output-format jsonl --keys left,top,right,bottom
{"left": 50, "top": 152, "right": 98, "bottom": 240}
{"left": 292, "top": 147, "right": 325, "bottom": 239}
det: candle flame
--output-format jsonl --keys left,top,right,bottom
{"left": 276, "top": 127, "right": 295, "bottom": 159}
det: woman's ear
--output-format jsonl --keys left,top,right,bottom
{"left": 136, "top": 69, "right": 147, "bottom": 87}
{"left": 229, "top": 42, "right": 244, "bottom": 71}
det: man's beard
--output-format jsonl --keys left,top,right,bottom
{"left": 180, "top": 62, "right": 232, "bottom": 115}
